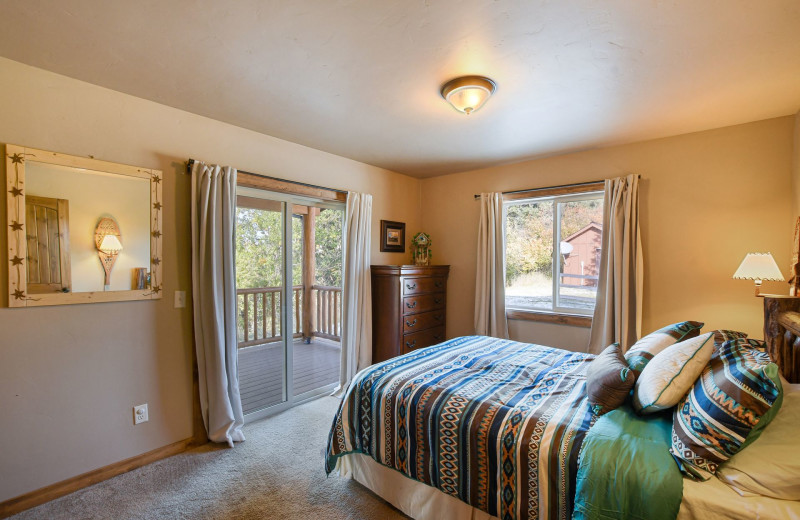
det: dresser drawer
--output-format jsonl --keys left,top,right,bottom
{"left": 402, "top": 309, "right": 445, "bottom": 333}
{"left": 402, "top": 326, "right": 446, "bottom": 354}
{"left": 402, "top": 276, "right": 447, "bottom": 295}
{"left": 402, "top": 293, "right": 445, "bottom": 315}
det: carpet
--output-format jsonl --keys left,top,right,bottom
{"left": 12, "top": 397, "right": 408, "bottom": 519}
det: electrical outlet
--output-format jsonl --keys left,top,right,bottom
{"left": 174, "top": 291, "right": 186, "bottom": 308}
{"left": 133, "top": 403, "right": 148, "bottom": 425}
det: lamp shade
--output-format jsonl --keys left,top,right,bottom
{"left": 441, "top": 76, "right": 496, "bottom": 115}
{"left": 732, "top": 252, "right": 784, "bottom": 281}
{"left": 99, "top": 234, "right": 123, "bottom": 253}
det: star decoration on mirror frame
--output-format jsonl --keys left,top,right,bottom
{"left": 152, "top": 257, "right": 161, "bottom": 266}
{"left": 9, "top": 221, "right": 23, "bottom": 231}
{"left": 153, "top": 202, "right": 162, "bottom": 210}
{"left": 10, "top": 255, "right": 24, "bottom": 266}
{"left": 152, "top": 175, "right": 161, "bottom": 184}
{"left": 9, "top": 153, "right": 24, "bottom": 164}
{"left": 9, "top": 186, "right": 23, "bottom": 197}
{"left": 151, "top": 284, "right": 161, "bottom": 294}
{"left": 12, "top": 289, "right": 25, "bottom": 300}
{"left": 151, "top": 230, "right": 162, "bottom": 238}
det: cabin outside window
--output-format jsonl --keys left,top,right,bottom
{"left": 504, "top": 191, "right": 604, "bottom": 321}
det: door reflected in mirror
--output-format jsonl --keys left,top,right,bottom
{"left": 5, "top": 144, "right": 162, "bottom": 307}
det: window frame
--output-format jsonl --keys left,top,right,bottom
{"left": 503, "top": 187, "right": 604, "bottom": 323}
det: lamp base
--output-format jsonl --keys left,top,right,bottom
{"left": 104, "top": 284, "right": 111, "bottom": 292}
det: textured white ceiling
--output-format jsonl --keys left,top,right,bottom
{"left": 1, "top": 1, "right": 799, "bottom": 177}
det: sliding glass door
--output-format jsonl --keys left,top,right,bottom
{"left": 235, "top": 187, "right": 343, "bottom": 421}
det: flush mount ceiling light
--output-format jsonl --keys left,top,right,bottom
{"left": 440, "top": 75, "right": 497, "bottom": 115}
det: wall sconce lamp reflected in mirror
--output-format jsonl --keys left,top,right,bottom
{"left": 95, "top": 217, "right": 123, "bottom": 291}
{"left": 733, "top": 252, "right": 784, "bottom": 297}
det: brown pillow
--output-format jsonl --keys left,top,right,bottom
{"left": 586, "top": 343, "right": 635, "bottom": 416}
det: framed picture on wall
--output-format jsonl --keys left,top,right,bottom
{"left": 380, "top": 220, "right": 406, "bottom": 253}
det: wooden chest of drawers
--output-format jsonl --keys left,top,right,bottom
{"left": 371, "top": 265, "right": 450, "bottom": 364}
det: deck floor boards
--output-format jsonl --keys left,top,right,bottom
{"left": 238, "top": 337, "right": 340, "bottom": 415}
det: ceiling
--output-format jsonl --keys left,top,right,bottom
{"left": 1, "top": 1, "right": 799, "bottom": 178}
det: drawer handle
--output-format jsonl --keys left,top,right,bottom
{"left": 406, "top": 318, "right": 417, "bottom": 328}
{"left": 434, "top": 314, "right": 443, "bottom": 321}
{"left": 433, "top": 335, "right": 443, "bottom": 341}
{"left": 406, "top": 282, "right": 417, "bottom": 290}
{"left": 406, "top": 301, "right": 417, "bottom": 309}
{"left": 434, "top": 281, "right": 443, "bottom": 288}
{"left": 406, "top": 340, "right": 417, "bottom": 349}
{"left": 434, "top": 298, "right": 442, "bottom": 305}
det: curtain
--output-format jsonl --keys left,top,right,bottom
{"left": 588, "top": 174, "right": 643, "bottom": 353}
{"left": 190, "top": 162, "right": 245, "bottom": 446}
{"left": 474, "top": 192, "right": 509, "bottom": 338}
{"left": 336, "top": 191, "right": 373, "bottom": 394}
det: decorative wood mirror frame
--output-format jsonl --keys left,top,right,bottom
{"left": 5, "top": 144, "right": 163, "bottom": 307}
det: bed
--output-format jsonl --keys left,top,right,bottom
{"left": 325, "top": 297, "right": 800, "bottom": 520}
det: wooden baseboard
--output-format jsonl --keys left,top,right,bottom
{"left": 0, "top": 437, "right": 198, "bottom": 518}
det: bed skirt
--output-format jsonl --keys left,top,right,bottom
{"left": 336, "top": 453, "right": 499, "bottom": 520}
{"left": 336, "top": 453, "right": 800, "bottom": 520}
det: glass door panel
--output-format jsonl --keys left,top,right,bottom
{"left": 235, "top": 196, "right": 288, "bottom": 415}
{"left": 293, "top": 205, "right": 343, "bottom": 397}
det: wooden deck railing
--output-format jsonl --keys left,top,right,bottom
{"left": 313, "top": 285, "right": 341, "bottom": 340}
{"left": 237, "top": 285, "right": 341, "bottom": 348}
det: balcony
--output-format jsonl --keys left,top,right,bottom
{"left": 236, "top": 284, "right": 341, "bottom": 414}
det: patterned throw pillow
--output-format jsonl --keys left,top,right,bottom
{"left": 711, "top": 330, "right": 748, "bottom": 350}
{"left": 586, "top": 343, "right": 636, "bottom": 416}
{"left": 624, "top": 321, "right": 704, "bottom": 378}
{"left": 670, "top": 338, "right": 782, "bottom": 480}
{"left": 633, "top": 332, "right": 715, "bottom": 414}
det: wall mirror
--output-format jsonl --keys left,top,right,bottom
{"left": 5, "top": 144, "right": 162, "bottom": 307}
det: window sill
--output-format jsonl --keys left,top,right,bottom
{"left": 506, "top": 309, "right": 593, "bottom": 328}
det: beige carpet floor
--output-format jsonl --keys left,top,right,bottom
{"left": 12, "top": 397, "right": 409, "bottom": 519}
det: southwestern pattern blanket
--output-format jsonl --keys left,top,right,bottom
{"left": 325, "top": 336, "right": 596, "bottom": 520}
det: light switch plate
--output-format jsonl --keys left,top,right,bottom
{"left": 134, "top": 404, "right": 148, "bottom": 425}
{"left": 174, "top": 291, "right": 186, "bottom": 308}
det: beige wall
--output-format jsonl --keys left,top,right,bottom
{"left": 421, "top": 116, "right": 795, "bottom": 347}
{"left": 793, "top": 111, "right": 800, "bottom": 220}
{"left": 0, "top": 57, "right": 420, "bottom": 502}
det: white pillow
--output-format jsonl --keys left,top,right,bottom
{"left": 633, "top": 332, "right": 714, "bottom": 414}
{"left": 716, "top": 378, "right": 800, "bottom": 500}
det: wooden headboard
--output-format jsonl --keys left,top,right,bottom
{"left": 763, "top": 295, "right": 800, "bottom": 384}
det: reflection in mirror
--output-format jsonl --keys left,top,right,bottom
{"left": 25, "top": 162, "right": 150, "bottom": 292}
{"left": 5, "top": 144, "right": 162, "bottom": 307}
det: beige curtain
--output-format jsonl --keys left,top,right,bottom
{"left": 190, "top": 162, "right": 245, "bottom": 446}
{"left": 474, "top": 193, "right": 509, "bottom": 338}
{"left": 589, "top": 174, "right": 643, "bottom": 353}
{"left": 336, "top": 192, "right": 373, "bottom": 395}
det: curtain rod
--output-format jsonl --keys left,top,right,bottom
{"left": 186, "top": 159, "right": 348, "bottom": 195}
{"left": 472, "top": 176, "right": 640, "bottom": 199}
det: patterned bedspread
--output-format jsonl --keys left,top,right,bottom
{"left": 325, "top": 336, "right": 596, "bottom": 520}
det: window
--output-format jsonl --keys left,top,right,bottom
{"left": 504, "top": 191, "right": 604, "bottom": 315}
